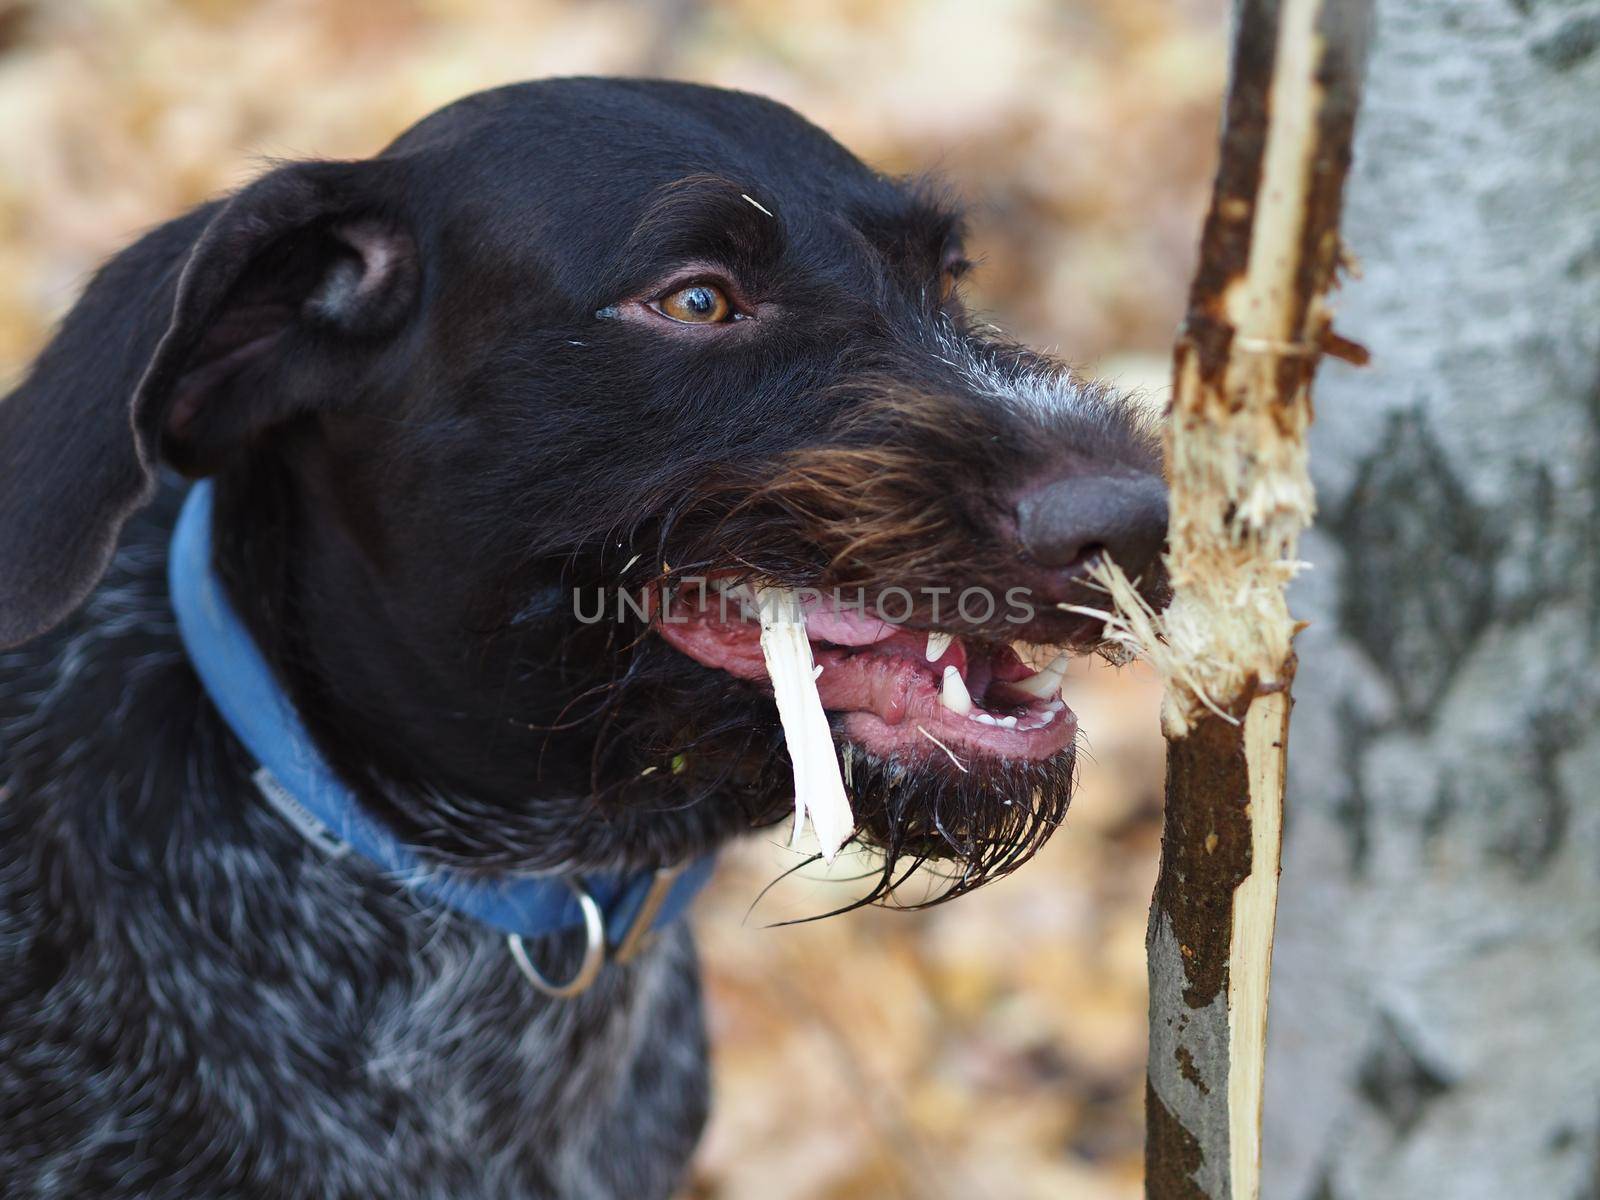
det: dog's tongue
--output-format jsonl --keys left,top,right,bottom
{"left": 792, "top": 595, "right": 897, "bottom": 647}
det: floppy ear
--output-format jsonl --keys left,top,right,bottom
{"left": 0, "top": 158, "right": 417, "bottom": 647}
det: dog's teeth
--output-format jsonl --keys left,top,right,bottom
{"left": 1036, "top": 708, "right": 1056, "bottom": 726}
{"left": 972, "top": 712, "right": 1000, "bottom": 726}
{"left": 997, "top": 715, "right": 1018, "bottom": 728}
{"left": 1010, "top": 652, "right": 1070, "bottom": 699}
{"left": 925, "top": 630, "right": 954, "bottom": 662}
{"left": 940, "top": 665, "right": 973, "bottom": 715}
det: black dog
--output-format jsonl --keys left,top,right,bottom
{"left": 0, "top": 78, "right": 1166, "bottom": 1198}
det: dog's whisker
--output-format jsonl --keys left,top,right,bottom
{"left": 915, "top": 726, "right": 969, "bottom": 773}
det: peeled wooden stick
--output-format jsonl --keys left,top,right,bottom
{"left": 755, "top": 586, "right": 853, "bottom": 862}
{"left": 1082, "top": 2, "right": 1372, "bottom": 1196}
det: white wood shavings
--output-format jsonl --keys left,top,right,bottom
{"left": 754, "top": 586, "right": 853, "bottom": 862}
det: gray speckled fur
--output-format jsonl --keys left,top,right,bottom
{"left": 0, "top": 519, "right": 709, "bottom": 1199}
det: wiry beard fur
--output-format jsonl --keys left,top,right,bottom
{"left": 824, "top": 735, "right": 1079, "bottom": 913}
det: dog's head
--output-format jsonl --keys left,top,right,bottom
{"left": 0, "top": 79, "right": 1166, "bottom": 904}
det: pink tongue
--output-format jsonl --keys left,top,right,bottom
{"left": 797, "top": 595, "right": 898, "bottom": 646}
{"left": 814, "top": 651, "right": 921, "bottom": 725}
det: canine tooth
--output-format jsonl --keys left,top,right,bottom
{"left": 925, "top": 630, "right": 954, "bottom": 661}
{"left": 1010, "top": 652, "right": 1070, "bottom": 699}
{"left": 940, "top": 666, "right": 973, "bottom": 715}
{"left": 1012, "top": 642, "right": 1057, "bottom": 672}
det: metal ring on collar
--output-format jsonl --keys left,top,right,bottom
{"left": 506, "top": 880, "right": 606, "bottom": 998}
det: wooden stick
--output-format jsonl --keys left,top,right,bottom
{"left": 1088, "top": 2, "right": 1373, "bottom": 1196}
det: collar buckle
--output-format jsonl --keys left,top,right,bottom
{"left": 506, "top": 863, "right": 689, "bottom": 997}
{"left": 613, "top": 863, "right": 687, "bottom": 965}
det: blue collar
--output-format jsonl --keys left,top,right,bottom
{"left": 169, "top": 480, "right": 714, "bottom": 992}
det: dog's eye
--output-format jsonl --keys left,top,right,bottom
{"left": 657, "top": 283, "right": 732, "bottom": 325}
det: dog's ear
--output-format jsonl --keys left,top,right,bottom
{"left": 0, "top": 158, "right": 417, "bottom": 648}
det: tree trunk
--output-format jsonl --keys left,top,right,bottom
{"left": 1263, "top": 3, "right": 1600, "bottom": 1198}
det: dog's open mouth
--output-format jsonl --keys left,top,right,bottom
{"left": 655, "top": 585, "right": 1079, "bottom": 766}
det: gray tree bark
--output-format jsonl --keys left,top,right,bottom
{"left": 1263, "top": 2, "right": 1600, "bottom": 1198}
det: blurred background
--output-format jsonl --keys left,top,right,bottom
{"left": 0, "top": 2, "right": 1227, "bottom": 1196}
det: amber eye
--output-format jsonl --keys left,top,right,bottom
{"left": 657, "top": 282, "right": 732, "bottom": 324}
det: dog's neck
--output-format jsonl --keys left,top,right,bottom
{"left": 205, "top": 458, "right": 780, "bottom": 875}
{"left": 170, "top": 479, "right": 718, "bottom": 966}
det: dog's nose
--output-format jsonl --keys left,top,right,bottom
{"left": 1015, "top": 474, "right": 1169, "bottom": 582}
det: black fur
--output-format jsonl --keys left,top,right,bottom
{"left": 0, "top": 78, "right": 1165, "bottom": 1198}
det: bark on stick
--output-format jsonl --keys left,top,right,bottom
{"left": 1083, "top": 2, "right": 1372, "bottom": 1195}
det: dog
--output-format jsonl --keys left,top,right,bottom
{"left": 0, "top": 78, "right": 1167, "bottom": 1198}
